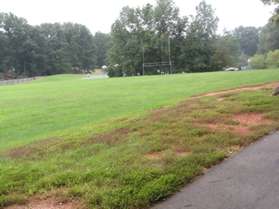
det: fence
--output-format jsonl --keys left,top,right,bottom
{"left": 0, "top": 77, "right": 36, "bottom": 86}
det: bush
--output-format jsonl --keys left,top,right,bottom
{"left": 266, "top": 50, "right": 279, "bottom": 68}
{"left": 249, "top": 54, "right": 266, "bottom": 69}
{"left": 107, "top": 65, "right": 123, "bottom": 77}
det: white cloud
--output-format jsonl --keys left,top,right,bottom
{"left": 0, "top": 0, "right": 275, "bottom": 33}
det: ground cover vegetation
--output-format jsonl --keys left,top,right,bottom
{"left": 1, "top": 70, "right": 279, "bottom": 150}
{"left": 0, "top": 71, "right": 279, "bottom": 209}
{"left": 0, "top": 0, "right": 279, "bottom": 208}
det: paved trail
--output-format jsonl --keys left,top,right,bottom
{"left": 152, "top": 132, "right": 279, "bottom": 209}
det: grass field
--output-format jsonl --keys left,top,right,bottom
{"left": 0, "top": 69, "right": 279, "bottom": 209}
{"left": 1, "top": 70, "right": 279, "bottom": 150}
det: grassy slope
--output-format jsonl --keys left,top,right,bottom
{"left": 0, "top": 70, "right": 278, "bottom": 209}
{"left": 1, "top": 69, "right": 279, "bottom": 150}
{"left": 0, "top": 85, "right": 279, "bottom": 209}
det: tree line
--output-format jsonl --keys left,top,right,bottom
{"left": 0, "top": 0, "right": 279, "bottom": 79}
{"left": 108, "top": 0, "right": 263, "bottom": 76}
{"left": 0, "top": 13, "right": 109, "bottom": 79}
{"left": 248, "top": 0, "right": 279, "bottom": 69}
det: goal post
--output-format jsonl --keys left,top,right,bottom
{"left": 142, "top": 36, "right": 173, "bottom": 75}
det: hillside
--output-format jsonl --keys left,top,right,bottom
{"left": 0, "top": 70, "right": 279, "bottom": 209}
{"left": 1, "top": 70, "right": 279, "bottom": 150}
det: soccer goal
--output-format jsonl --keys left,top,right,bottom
{"left": 142, "top": 36, "right": 173, "bottom": 75}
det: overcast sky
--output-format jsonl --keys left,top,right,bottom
{"left": 0, "top": 0, "right": 275, "bottom": 34}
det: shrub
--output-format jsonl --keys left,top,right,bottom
{"left": 107, "top": 65, "right": 123, "bottom": 77}
{"left": 266, "top": 50, "right": 279, "bottom": 68}
{"left": 249, "top": 54, "right": 266, "bottom": 69}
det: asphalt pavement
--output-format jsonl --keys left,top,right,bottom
{"left": 152, "top": 132, "right": 279, "bottom": 209}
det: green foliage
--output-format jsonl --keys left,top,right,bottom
{"left": 108, "top": 0, "right": 279, "bottom": 76}
{"left": 249, "top": 54, "right": 266, "bottom": 69}
{"left": 233, "top": 26, "right": 259, "bottom": 56}
{"left": 93, "top": 32, "right": 111, "bottom": 68}
{"left": 109, "top": 0, "right": 237, "bottom": 76}
{"left": 0, "top": 13, "right": 98, "bottom": 78}
{"left": 262, "top": 0, "right": 279, "bottom": 3}
{"left": 266, "top": 49, "right": 279, "bottom": 67}
{"left": 109, "top": 0, "right": 187, "bottom": 76}
{"left": 249, "top": 49, "right": 279, "bottom": 69}
{"left": 262, "top": 0, "right": 279, "bottom": 22}
{"left": 182, "top": 1, "right": 219, "bottom": 72}
{"left": 107, "top": 65, "right": 123, "bottom": 77}
{"left": 211, "top": 33, "right": 241, "bottom": 70}
{"left": 109, "top": 0, "right": 261, "bottom": 76}
{"left": 259, "top": 22, "right": 279, "bottom": 53}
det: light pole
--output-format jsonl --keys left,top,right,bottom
{"left": 142, "top": 46, "right": 145, "bottom": 76}
{"left": 168, "top": 36, "right": 172, "bottom": 74}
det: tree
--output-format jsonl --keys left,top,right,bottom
{"left": 109, "top": 6, "right": 143, "bottom": 76}
{"left": 0, "top": 27, "right": 10, "bottom": 75}
{"left": 38, "top": 23, "right": 71, "bottom": 74}
{"left": 211, "top": 33, "right": 241, "bottom": 70}
{"left": 109, "top": 0, "right": 249, "bottom": 76}
{"left": 0, "top": 12, "right": 98, "bottom": 78}
{"left": 93, "top": 32, "right": 111, "bottom": 68}
{"left": 109, "top": 0, "right": 188, "bottom": 76}
{"left": 258, "top": 22, "right": 279, "bottom": 53}
{"left": 0, "top": 13, "right": 99, "bottom": 76}
{"left": 262, "top": 0, "right": 279, "bottom": 3}
{"left": 183, "top": 1, "right": 219, "bottom": 72}
{"left": 0, "top": 13, "right": 32, "bottom": 76}
{"left": 262, "top": 0, "right": 279, "bottom": 22}
{"left": 73, "top": 24, "right": 96, "bottom": 72}
{"left": 39, "top": 23, "right": 96, "bottom": 74}
{"left": 233, "top": 26, "right": 259, "bottom": 56}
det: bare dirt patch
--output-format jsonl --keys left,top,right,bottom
{"left": 175, "top": 150, "right": 192, "bottom": 157}
{"left": 145, "top": 148, "right": 191, "bottom": 160}
{"left": 217, "top": 97, "right": 225, "bottom": 102}
{"left": 5, "top": 198, "right": 80, "bottom": 209}
{"left": 145, "top": 152, "right": 163, "bottom": 160}
{"left": 205, "top": 123, "right": 251, "bottom": 136}
{"left": 232, "top": 126, "right": 251, "bottom": 136}
{"left": 4, "top": 138, "right": 60, "bottom": 159}
{"left": 201, "top": 113, "right": 273, "bottom": 136}
{"left": 233, "top": 113, "right": 272, "bottom": 126}
{"left": 193, "top": 82, "right": 279, "bottom": 98}
{"left": 173, "top": 146, "right": 192, "bottom": 157}
{"left": 88, "top": 127, "right": 130, "bottom": 145}
{"left": 227, "top": 145, "right": 242, "bottom": 155}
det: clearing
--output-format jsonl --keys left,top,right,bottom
{"left": 0, "top": 69, "right": 279, "bottom": 209}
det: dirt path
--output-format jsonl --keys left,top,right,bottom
{"left": 5, "top": 198, "right": 80, "bottom": 209}
{"left": 193, "top": 82, "right": 279, "bottom": 98}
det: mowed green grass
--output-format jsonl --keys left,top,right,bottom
{"left": 1, "top": 69, "right": 279, "bottom": 150}
{"left": 0, "top": 70, "right": 279, "bottom": 209}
